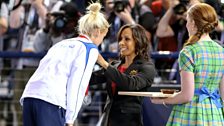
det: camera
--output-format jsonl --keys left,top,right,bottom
{"left": 114, "top": 0, "right": 129, "bottom": 13}
{"left": 173, "top": 0, "right": 190, "bottom": 15}
{"left": 50, "top": 11, "right": 68, "bottom": 32}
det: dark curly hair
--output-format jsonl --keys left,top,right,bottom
{"left": 117, "top": 24, "right": 151, "bottom": 61}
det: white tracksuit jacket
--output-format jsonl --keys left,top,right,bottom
{"left": 20, "top": 35, "right": 98, "bottom": 124}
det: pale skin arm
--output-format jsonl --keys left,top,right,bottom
{"left": 0, "top": 17, "right": 8, "bottom": 36}
{"left": 31, "top": 0, "right": 48, "bottom": 27}
{"left": 151, "top": 71, "right": 194, "bottom": 105}
{"left": 156, "top": 8, "right": 175, "bottom": 38}
{"left": 156, "top": 0, "right": 181, "bottom": 38}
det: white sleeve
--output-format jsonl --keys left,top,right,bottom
{"left": 65, "top": 46, "right": 86, "bottom": 124}
{"left": 65, "top": 45, "right": 98, "bottom": 124}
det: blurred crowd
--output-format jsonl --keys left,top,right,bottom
{"left": 0, "top": 0, "right": 223, "bottom": 71}
{"left": 0, "top": 0, "right": 224, "bottom": 79}
{"left": 0, "top": 0, "right": 224, "bottom": 125}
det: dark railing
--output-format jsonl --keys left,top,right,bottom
{"left": 0, "top": 51, "right": 179, "bottom": 59}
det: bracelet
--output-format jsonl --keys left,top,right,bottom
{"left": 162, "top": 100, "right": 169, "bottom": 108}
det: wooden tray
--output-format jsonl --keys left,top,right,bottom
{"left": 118, "top": 91, "right": 176, "bottom": 98}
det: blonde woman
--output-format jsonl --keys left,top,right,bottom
{"left": 20, "top": 2, "right": 109, "bottom": 126}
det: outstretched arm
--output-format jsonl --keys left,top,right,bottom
{"left": 156, "top": 0, "right": 180, "bottom": 37}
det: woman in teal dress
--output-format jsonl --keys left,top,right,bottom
{"left": 151, "top": 3, "right": 224, "bottom": 126}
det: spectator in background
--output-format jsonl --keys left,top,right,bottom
{"left": 0, "top": 1, "right": 9, "bottom": 82}
{"left": 0, "top": 1, "right": 8, "bottom": 36}
{"left": 0, "top": 1, "right": 8, "bottom": 54}
{"left": 90, "top": 24, "right": 156, "bottom": 126}
{"left": 156, "top": 0, "right": 190, "bottom": 51}
{"left": 33, "top": 1, "right": 81, "bottom": 53}
{"left": 155, "top": 0, "right": 204, "bottom": 52}
{"left": 0, "top": 2, "right": 9, "bottom": 124}
{"left": 20, "top": 2, "right": 110, "bottom": 126}
{"left": 154, "top": 0, "right": 201, "bottom": 82}
{"left": 8, "top": 0, "right": 64, "bottom": 69}
{"left": 9, "top": 0, "right": 49, "bottom": 29}
{"left": 101, "top": 0, "right": 114, "bottom": 19}
{"left": 100, "top": 0, "right": 155, "bottom": 53}
{"left": 0, "top": 0, "right": 9, "bottom": 93}
{"left": 151, "top": 3, "right": 224, "bottom": 125}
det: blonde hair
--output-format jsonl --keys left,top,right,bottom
{"left": 184, "top": 3, "right": 218, "bottom": 46}
{"left": 77, "top": 2, "right": 110, "bottom": 36}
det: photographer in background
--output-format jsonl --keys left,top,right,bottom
{"left": 33, "top": 1, "right": 81, "bottom": 52}
{"left": 100, "top": 0, "right": 155, "bottom": 53}
{"left": 156, "top": 0, "right": 199, "bottom": 52}
{"left": 8, "top": 0, "right": 64, "bottom": 70}
{"left": 154, "top": 0, "right": 202, "bottom": 82}
{"left": 155, "top": 0, "right": 224, "bottom": 81}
